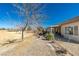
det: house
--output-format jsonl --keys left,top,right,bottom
{"left": 47, "top": 25, "right": 61, "bottom": 34}
{"left": 60, "top": 16, "right": 79, "bottom": 42}
{"left": 48, "top": 16, "right": 79, "bottom": 42}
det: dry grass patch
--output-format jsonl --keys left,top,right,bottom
{"left": 0, "top": 33, "right": 36, "bottom": 55}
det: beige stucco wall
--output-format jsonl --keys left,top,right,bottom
{"left": 61, "top": 21, "right": 79, "bottom": 42}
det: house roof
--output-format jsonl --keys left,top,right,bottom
{"left": 48, "top": 16, "right": 79, "bottom": 28}
{"left": 60, "top": 16, "right": 79, "bottom": 26}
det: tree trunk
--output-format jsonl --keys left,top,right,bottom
{"left": 22, "top": 30, "right": 24, "bottom": 40}
{"left": 21, "top": 23, "right": 28, "bottom": 40}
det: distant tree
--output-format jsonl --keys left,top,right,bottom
{"left": 26, "top": 26, "right": 32, "bottom": 31}
{"left": 0, "top": 28, "right": 6, "bottom": 30}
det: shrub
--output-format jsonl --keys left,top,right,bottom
{"left": 46, "top": 33, "right": 54, "bottom": 40}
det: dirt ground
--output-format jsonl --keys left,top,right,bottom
{"left": 0, "top": 30, "right": 56, "bottom": 56}
{"left": 0, "top": 34, "right": 56, "bottom": 56}
{"left": 0, "top": 30, "right": 35, "bottom": 55}
{"left": 0, "top": 30, "right": 79, "bottom": 56}
{"left": 56, "top": 40, "right": 79, "bottom": 56}
{"left": 0, "top": 30, "right": 29, "bottom": 44}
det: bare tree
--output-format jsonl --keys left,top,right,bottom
{"left": 12, "top": 3, "right": 46, "bottom": 40}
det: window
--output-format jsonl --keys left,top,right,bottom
{"left": 65, "top": 26, "right": 73, "bottom": 35}
{"left": 65, "top": 26, "right": 79, "bottom": 35}
{"left": 74, "top": 26, "right": 78, "bottom": 35}
{"left": 65, "top": 27, "right": 69, "bottom": 34}
{"left": 68, "top": 26, "right": 73, "bottom": 35}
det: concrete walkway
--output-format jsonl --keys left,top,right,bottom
{"left": 1, "top": 36, "right": 56, "bottom": 56}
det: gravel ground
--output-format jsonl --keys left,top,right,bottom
{"left": 23, "top": 39, "right": 56, "bottom": 56}
{"left": 0, "top": 36, "right": 56, "bottom": 56}
{"left": 56, "top": 40, "right": 79, "bottom": 56}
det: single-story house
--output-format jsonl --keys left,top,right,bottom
{"left": 48, "top": 16, "right": 79, "bottom": 42}
{"left": 60, "top": 16, "right": 79, "bottom": 42}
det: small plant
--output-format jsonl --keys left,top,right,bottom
{"left": 46, "top": 32, "right": 54, "bottom": 40}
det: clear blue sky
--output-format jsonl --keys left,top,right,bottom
{"left": 0, "top": 3, "right": 79, "bottom": 28}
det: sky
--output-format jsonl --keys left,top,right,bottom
{"left": 0, "top": 3, "right": 79, "bottom": 28}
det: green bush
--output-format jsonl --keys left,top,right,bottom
{"left": 46, "top": 33, "right": 54, "bottom": 40}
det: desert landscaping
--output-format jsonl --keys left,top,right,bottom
{"left": 0, "top": 30, "right": 35, "bottom": 55}
{"left": 0, "top": 30, "right": 29, "bottom": 44}
{"left": 0, "top": 3, "right": 79, "bottom": 56}
{"left": 0, "top": 30, "right": 56, "bottom": 56}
